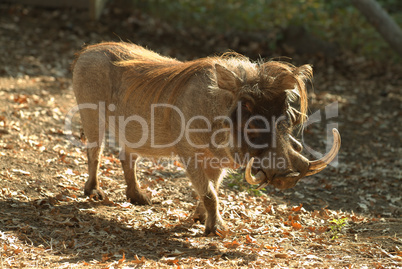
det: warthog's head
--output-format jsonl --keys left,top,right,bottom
{"left": 215, "top": 60, "right": 340, "bottom": 190}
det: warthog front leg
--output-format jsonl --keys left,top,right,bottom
{"left": 193, "top": 168, "right": 225, "bottom": 225}
{"left": 120, "top": 151, "right": 151, "bottom": 205}
{"left": 186, "top": 161, "right": 226, "bottom": 235}
{"left": 193, "top": 202, "right": 207, "bottom": 224}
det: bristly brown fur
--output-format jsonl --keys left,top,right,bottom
{"left": 116, "top": 56, "right": 214, "bottom": 106}
{"left": 77, "top": 42, "right": 311, "bottom": 122}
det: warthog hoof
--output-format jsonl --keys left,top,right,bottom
{"left": 205, "top": 223, "right": 227, "bottom": 236}
{"left": 84, "top": 188, "right": 106, "bottom": 201}
{"left": 205, "top": 218, "right": 227, "bottom": 236}
{"left": 193, "top": 203, "right": 206, "bottom": 224}
{"left": 127, "top": 190, "right": 151, "bottom": 205}
{"left": 193, "top": 213, "right": 206, "bottom": 224}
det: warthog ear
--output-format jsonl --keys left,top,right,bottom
{"left": 215, "top": 64, "right": 243, "bottom": 92}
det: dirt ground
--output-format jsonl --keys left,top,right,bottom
{"left": 0, "top": 3, "right": 401, "bottom": 268}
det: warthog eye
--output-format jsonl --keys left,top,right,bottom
{"left": 242, "top": 101, "right": 253, "bottom": 112}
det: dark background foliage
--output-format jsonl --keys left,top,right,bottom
{"left": 127, "top": 0, "right": 402, "bottom": 60}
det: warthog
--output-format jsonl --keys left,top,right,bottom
{"left": 72, "top": 42, "right": 340, "bottom": 235}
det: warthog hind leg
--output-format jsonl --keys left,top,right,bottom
{"left": 84, "top": 146, "right": 106, "bottom": 200}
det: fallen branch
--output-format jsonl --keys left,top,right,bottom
{"left": 352, "top": 0, "right": 402, "bottom": 56}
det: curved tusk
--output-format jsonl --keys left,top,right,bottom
{"left": 305, "top": 165, "right": 326, "bottom": 176}
{"left": 245, "top": 157, "right": 267, "bottom": 185}
{"left": 307, "top": 128, "right": 341, "bottom": 174}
